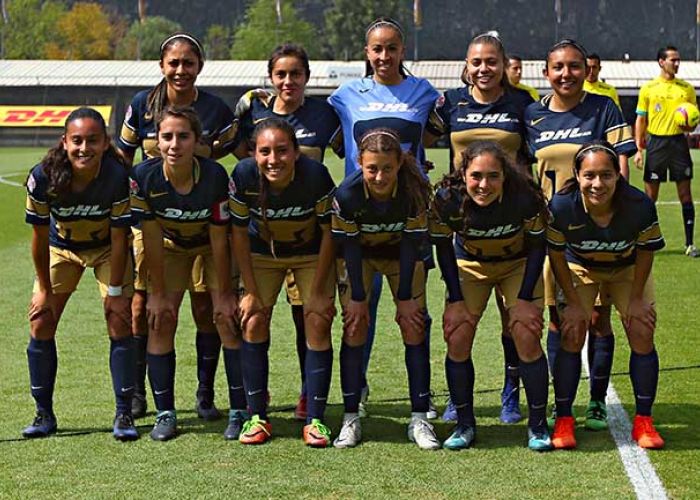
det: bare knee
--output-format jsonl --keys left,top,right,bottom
{"left": 190, "top": 292, "right": 215, "bottom": 331}
{"left": 243, "top": 310, "right": 270, "bottom": 343}
{"left": 590, "top": 306, "right": 613, "bottom": 336}
{"left": 131, "top": 291, "right": 148, "bottom": 335}
{"left": 445, "top": 324, "right": 475, "bottom": 362}
{"left": 305, "top": 313, "right": 332, "bottom": 350}
{"left": 511, "top": 323, "right": 543, "bottom": 362}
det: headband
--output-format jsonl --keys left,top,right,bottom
{"left": 548, "top": 38, "right": 588, "bottom": 59}
{"left": 574, "top": 144, "right": 618, "bottom": 162}
{"left": 160, "top": 33, "right": 204, "bottom": 58}
{"left": 365, "top": 19, "right": 404, "bottom": 41}
{"left": 360, "top": 129, "right": 401, "bottom": 146}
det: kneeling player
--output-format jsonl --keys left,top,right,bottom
{"left": 23, "top": 107, "right": 136, "bottom": 441}
{"left": 548, "top": 141, "right": 665, "bottom": 449}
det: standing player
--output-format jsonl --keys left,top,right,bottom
{"left": 584, "top": 53, "right": 621, "bottom": 110}
{"left": 431, "top": 141, "right": 551, "bottom": 451}
{"left": 525, "top": 39, "right": 637, "bottom": 431}
{"left": 332, "top": 128, "right": 438, "bottom": 450}
{"left": 424, "top": 32, "right": 535, "bottom": 424}
{"left": 229, "top": 119, "right": 337, "bottom": 447}
{"left": 328, "top": 17, "right": 440, "bottom": 418}
{"left": 548, "top": 141, "right": 665, "bottom": 449}
{"left": 117, "top": 32, "right": 238, "bottom": 420}
{"left": 234, "top": 44, "right": 341, "bottom": 420}
{"left": 129, "top": 107, "right": 240, "bottom": 441}
{"left": 634, "top": 45, "right": 698, "bottom": 257}
{"left": 506, "top": 55, "right": 540, "bottom": 102}
{"left": 23, "top": 107, "right": 136, "bottom": 441}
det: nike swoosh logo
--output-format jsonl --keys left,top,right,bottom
{"left": 313, "top": 396, "right": 327, "bottom": 401}
{"left": 230, "top": 385, "right": 243, "bottom": 390}
{"left": 342, "top": 392, "right": 356, "bottom": 397}
{"left": 202, "top": 356, "right": 218, "bottom": 361}
{"left": 418, "top": 392, "right": 431, "bottom": 398}
{"left": 567, "top": 223, "right": 587, "bottom": 230}
{"left": 154, "top": 389, "right": 170, "bottom": 395}
{"left": 530, "top": 117, "right": 546, "bottom": 126}
{"left": 31, "top": 385, "right": 43, "bottom": 390}
{"left": 247, "top": 389, "right": 263, "bottom": 396}
{"left": 149, "top": 191, "right": 169, "bottom": 198}
{"left": 121, "top": 386, "right": 134, "bottom": 393}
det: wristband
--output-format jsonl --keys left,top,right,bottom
{"left": 107, "top": 285, "right": 123, "bottom": 297}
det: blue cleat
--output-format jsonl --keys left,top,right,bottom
{"left": 113, "top": 413, "right": 139, "bottom": 441}
{"left": 528, "top": 425, "right": 553, "bottom": 452}
{"left": 150, "top": 410, "right": 177, "bottom": 441}
{"left": 224, "top": 410, "right": 248, "bottom": 440}
{"left": 22, "top": 411, "right": 57, "bottom": 438}
{"left": 443, "top": 425, "right": 476, "bottom": 450}
{"left": 441, "top": 398, "right": 457, "bottom": 422}
{"left": 500, "top": 382, "right": 522, "bottom": 424}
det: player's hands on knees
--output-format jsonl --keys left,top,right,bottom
{"left": 239, "top": 293, "right": 264, "bottom": 330}
{"left": 104, "top": 295, "right": 132, "bottom": 329}
{"left": 560, "top": 302, "right": 588, "bottom": 339}
{"left": 304, "top": 293, "right": 336, "bottom": 324}
{"left": 633, "top": 151, "right": 644, "bottom": 170}
{"left": 396, "top": 299, "right": 424, "bottom": 337}
{"left": 624, "top": 297, "right": 656, "bottom": 332}
{"left": 508, "top": 299, "right": 544, "bottom": 338}
{"left": 214, "top": 290, "right": 239, "bottom": 335}
{"left": 442, "top": 300, "right": 477, "bottom": 341}
{"left": 343, "top": 299, "right": 369, "bottom": 336}
{"left": 146, "top": 293, "right": 176, "bottom": 332}
{"left": 28, "top": 290, "right": 57, "bottom": 322}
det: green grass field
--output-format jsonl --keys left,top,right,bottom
{"left": 0, "top": 147, "right": 698, "bottom": 499}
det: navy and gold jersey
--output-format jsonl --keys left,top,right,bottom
{"left": 117, "top": 89, "right": 237, "bottom": 161}
{"left": 430, "top": 186, "right": 544, "bottom": 262}
{"left": 525, "top": 92, "right": 636, "bottom": 199}
{"left": 426, "top": 86, "right": 534, "bottom": 169}
{"left": 332, "top": 168, "right": 428, "bottom": 259}
{"left": 129, "top": 157, "right": 230, "bottom": 248}
{"left": 25, "top": 155, "right": 131, "bottom": 251}
{"left": 229, "top": 155, "right": 335, "bottom": 257}
{"left": 236, "top": 96, "right": 340, "bottom": 162}
{"left": 547, "top": 183, "right": 665, "bottom": 268}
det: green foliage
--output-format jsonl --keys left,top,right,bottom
{"left": 204, "top": 24, "right": 232, "bottom": 60}
{"left": 114, "top": 16, "right": 182, "bottom": 60}
{"left": 230, "top": 0, "right": 319, "bottom": 60}
{"left": 43, "top": 2, "right": 113, "bottom": 59}
{"left": 0, "top": 0, "right": 66, "bottom": 59}
{"left": 323, "top": 0, "right": 409, "bottom": 60}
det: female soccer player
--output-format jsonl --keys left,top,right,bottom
{"left": 234, "top": 44, "right": 341, "bottom": 420}
{"left": 332, "top": 128, "right": 438, "bottom": 450}
{"left": 431, "top": 141, "right": 551, "bottom": 451}
{"left": 525, "top": 39, "right": 637, "bottom": 430}
{"left": 328, "top": 17, "right": 439, "bottom": 418}
{"left": 129, "top": 107, "right": 239, "bottom": 441}
{"left": 547, "top": 141, "right": 665, "bottom": 449}
{"left": 117, "top": 32, "right": 237, "bottom": 420}
{"left": 424, "top": 32, "right": 535, "bottom": 424}
{"left": 23, "top": 107, "right": 136, "bottom": 441}
{"left": 229, "top": 119, "right": 336, "bottom": 447}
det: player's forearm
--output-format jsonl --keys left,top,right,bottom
{"left": 549, "top": 250, "right": 580, "bottom": 307}
{"left": 108, "top": 227, "right": 128, "bottom": 287}
{"left": 31, "top": 226, "right": 51, "bottom": 292}
{"left": 232, "top": 225, "right": 258, "bottom": 297}
{"left": 210, "top": 224, "right": 232, "bottom": 293}
{"left": 142, "top": 220, "right": 166, "bottom": 294}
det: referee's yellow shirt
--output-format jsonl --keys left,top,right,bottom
{"left": 636, "top": 76, "right": 697, "bottom": 136}
{"left": 584, "top": 80, "right": 621, "bottom": 109}
{"left": 515, "top": 82, "right": 539, "bottom": 102}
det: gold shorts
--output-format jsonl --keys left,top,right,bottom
{"left": 243, "top": 254, "right": 335, "bottom": 308}
{"left": 34, "top": 245, "right": 134, "bottom": 298}
{"left": 284, "top": 269, "right": 303, "bottom": 306}
{"left": 545, "top": 255, "right": 609, "bottom": 308}
{"left": 336, "top": 257, "right": 426, "bottom": 309}
{"left": 151, "top": 241, "right": 219, "bottom": 293}
{"left": 457, "top": 257, "right": 543, "bottom": 317}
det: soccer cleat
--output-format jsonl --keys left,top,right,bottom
{"left": 303, "top": 418, "right": 332, "bottom": 448}
{"left": 358, "top": 385, "right": 370, "bottom": 418}
{"left": 407, "top": 416, "right": 441, "bottom": 450}
{"left": 427, "top": 394, "right": 439, "bottom": 420}
{"left": 131, "top": 392, "right": 147, "bottom": 419}
{"left": 551, "top": 416, "right": 577, "bottom": 449}
{"left": 223, "top": 410, "right": 248, "bottom": 441}
{"left": 113, "top": 413, "right": 139, "bottom": 441}
{"left": 333, "top": 416, "right": 362, "bottom": 449}
{"left": 294, "top": 394, "right": 308, "bottom": 422}
{"left": 441, "top": 398, "right": 457, "bottom": 422}
{"left": 443, "top": 425, "right": 476, "bottom": 450}
{"left": 685, "top": 244, "right": 700, "bottom": 258}
{"left": 585, "top": 400, "right": 608, "bottom": 431}
{"left": 22, "top": 411, "right": 57, "bottom": 438}
{"left": 500, "top": 382, "right": 522, "bottom": 424}
{"left": 195, "top": 391, "right": 222, "bottom": 421}
{"left": 632, "top": 415, "right": 664, "bottom": 449}
{"left": 528, "top": 425, "right": 554, "bottom": 452}
{"left": 239, "top": 415, "right": 272, "bottom": 445}
{"left": 150, "top": 410, "right": 177, "bottom": 441}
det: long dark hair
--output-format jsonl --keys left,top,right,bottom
{"left": 268, "top": 43, "right": 311, "bottom": 81}
{"left": 357, "top": 128, "right": 431, "bottom": 215}
{"left": 364, "top": 17, "right": 409, "bottom": 79}
{"left": 435, "top": 141, "right": 547, "bottom": 228}
{"left": 461, "top": 31, "right": 511, "bottom": 92}
{"left": 146, "top": 32, "right": 205, "bottom": 122}
{"left": 561, "top": 140, "right": 627, "bottom": 211}
{"left": 39, "top": 107, "right": 122, "bottom": 199}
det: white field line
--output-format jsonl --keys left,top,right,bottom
{"left": 0, "top": 172, "right": 26, "bottom": 187}
{"left": 581, "top": 341, "right": 668, "bottom": 500}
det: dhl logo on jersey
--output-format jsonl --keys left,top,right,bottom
{"left": 252, "top": 206, "right": 314, "bottom": 219}
{"left": 358, "top": 102, "right": 418, "bottom": 113}
{"left": 457, "top": 113, "right": 515, "bottom": 124}
{"left": 360, "top": 222, "right": 405, "bottom": 233}
{"left": 157, "top": 208, "right": 211, "bottom": 221}
{"left": 0, "top": 106, "right": 112, "bottom": 127}
{"left": 465, "top": 224, "right": 519, "bottom": 238}
{"left": 53, "top": 205, "right": 109, "bottom": 217}
{"left": 572, "top": 240, "right": 631, "bottom": 252}
{"left": 534, "top": 127, "right": 592, "bottom": 143}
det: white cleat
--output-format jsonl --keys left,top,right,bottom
{"left": 685, "top": 244, "right": 699, "bottom": 257}
{"left": 333, "top": 416, "right": 362, "bottom": 449}
{"left": 407, "top": 416, "right": 441, "bottom": 450}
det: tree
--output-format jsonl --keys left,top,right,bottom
{"left": 44, "top": 2, "right": 113, "bottom": 59}
{"left": 231, "top": 0, "right": 319, "bottom": 59}
{"left": 114, "top": 16, "right": 181, "bottom": 60}
{"left": 204, "top": 24, "right": 232, "bottom": 60}
{"left": 0, "top": 0, "right": 65, "bottom": 59}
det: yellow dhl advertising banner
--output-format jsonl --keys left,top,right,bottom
{"left": 0, "top": 106, "right": 112, "bottom": 127}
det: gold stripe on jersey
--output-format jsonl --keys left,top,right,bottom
{"left": 331, "top": 212, "right": 359, "bottom": 237}
{"left": 428, "top": 214, "right": 453, "bottom": 239}
{"left": 120, "top": 122, "right": 139, "bottom": 148}
{"left": 458, "top": 214, "right": 542, "bottom": 261}
{"left": 159, "top": 219, "right": 211, "bottom": 246}
{"left": 130, "top": 191, "right": 150, "bottom": 214}
{"left": 546, "top": 226, "right": 566, "bottom": 247}
{"left": 53, "top": 218, "right": 111, "bottom": 245}
{"left": 111, "top": 196, "right": 130, "bottom": 222}
{"left": 405, "top": 211, "right": 429, "bottom": 235}
{"left": 212, "top": 123, "right": 238, "bottom": 158}
{"left": 636, "top": 77, "right": 697, "bottom": 136}
{"left": 315, "top": 192, "right": 333, "bottom": 227}
{"left": 253, "top": 219, "right": 318, "bottom": 248}
{"left": 637, "top": 221, "right": 663, "bottom": 248}
{"left": 26, "top": 194, "right": 49, "bottom": 219}
{"left": 606, "top": 123, "right": 634, "bottom": 148}
{"left": 450, "top": 128, "right": 521, "bottom": 169}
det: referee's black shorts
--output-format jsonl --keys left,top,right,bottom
{"left": 644, "top": 133, "right": 693, "bottom": 182}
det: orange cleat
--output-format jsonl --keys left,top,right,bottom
{"left": 239, "top": 415, "right": 272, "bottom": 445}
{"left": 632, "top": 415, "right": 664, "bottom": 449}
{"left": 551, "top": 416, "right": 577, "bottom": 449}
{"left": 303, "top": 419, "right": 331, "bottom": 448}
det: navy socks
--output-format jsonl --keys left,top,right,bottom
{"left": 630, "top": 349, "right": 659, "bottom": 416}
{"left": 520, "top": 355, "right": 549, "bottom": 428}
{"left": 241, "top": 340, "right": 269, "bottom": 419}
{"left": 445, "top": 356, "right": 475, "bottom": 427}
{"left": 109, "top": 337, "right": 135, "bottom": 415}
{"left": 195, "top": 331, "right": 220, "bottom": 401}
{"left": 404, "top": 342, "right": 430, "bottom": 412}
{"left": 223, "top": 347, "right": 246, "bottom": 411}
{"left": 501, "top": 335, "right": 520, "bottom": 390}
{"left": 304, "top": 348, "right": 333, "bottom": 422}
{"left": 147, "top": 351, "right": 176, "bottom": 411}
{"left": 27, "top": 338, "right": 57, "bottom": 415}
{"left": 340, "top": 342, "right": 364, "bottom": 413}
{"left": 553, "top": 348, "right": 581, "bottom": 417}
{"left": 588, "top": 334, "right": 615, "bottom": 401}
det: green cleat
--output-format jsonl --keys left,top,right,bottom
{"left": 528, "top": 426, "right": 553, "bottom": 452}
{"left": 585, "top": 400, "right": 608, "bottom": 431}
{"left": 442, "top": 425, "right": 476, "bottom": 450}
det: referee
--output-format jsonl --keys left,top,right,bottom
{"left": 634, "top": 45, "right": 698, "bottom": 257}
